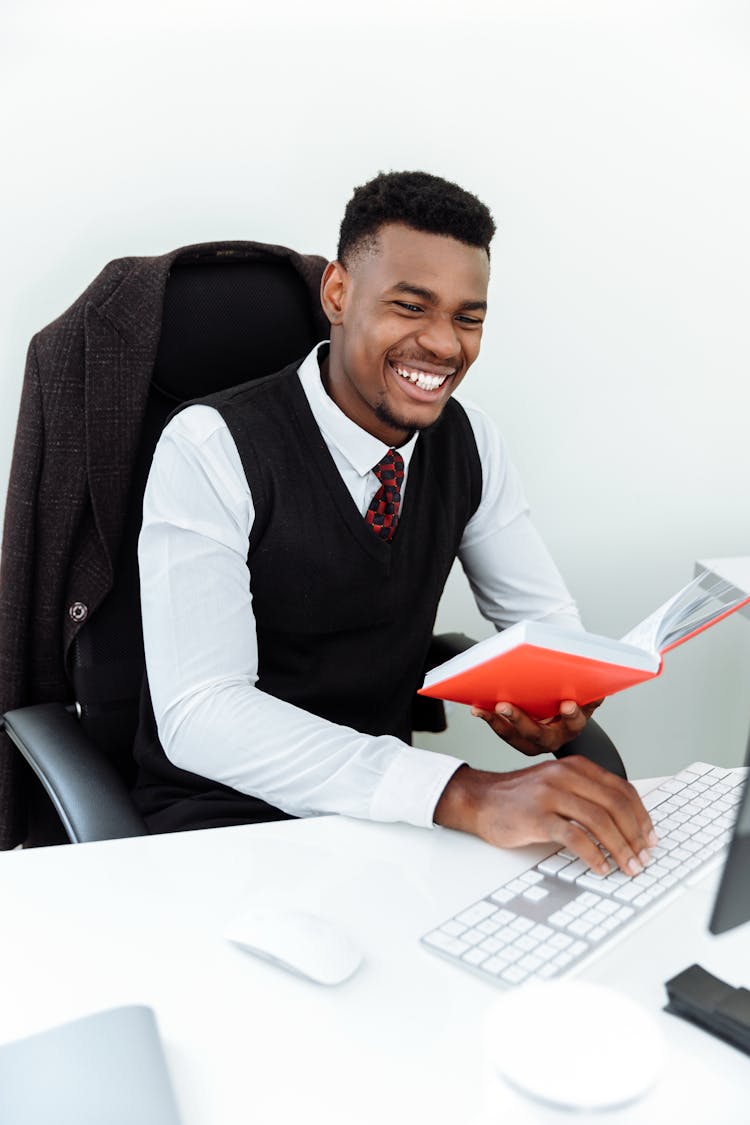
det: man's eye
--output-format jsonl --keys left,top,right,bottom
{"left": 456, "top": 315, "right": 483, "bottom": 327}
{"left": 394, "top": 301, "right": 422, "bottom": 314}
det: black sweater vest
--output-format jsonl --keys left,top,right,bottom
{"left": 134, "top": 360, "right": 481, "bottom": 828}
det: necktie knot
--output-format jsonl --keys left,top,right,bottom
{"left": 366, "top": 449, "right": 404, "bottom": 541}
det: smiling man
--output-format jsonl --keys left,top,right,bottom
{"left": 135, "top": 171, "right": 655, "bottom": 878}
{"left": 320, "top": 220, "right": 488, "bottom": 444}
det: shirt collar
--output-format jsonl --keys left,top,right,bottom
{"left": 298, "top": 342, "right": 419, "bottom": 476}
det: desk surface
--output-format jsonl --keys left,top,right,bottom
{"left": 0, "top": 780, "right": 747, "bottom": 1125}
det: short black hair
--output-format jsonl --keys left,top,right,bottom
{"left": 337, "top": 170, "right": 496, "bottom": 265}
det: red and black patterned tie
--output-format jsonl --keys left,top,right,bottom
{"left": 365, "top": 449, "right": 405, "bottom": 542}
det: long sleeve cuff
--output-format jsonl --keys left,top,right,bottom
{"left": 369, "top": 746, "right": 466, "bottom": 829}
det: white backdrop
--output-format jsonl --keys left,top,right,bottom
{"left": 2, "top": 0, "right": 749, "bottom": 776}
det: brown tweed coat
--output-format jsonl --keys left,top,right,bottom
{"left": 0, "top": 241, "right": 328, "bottom": 848}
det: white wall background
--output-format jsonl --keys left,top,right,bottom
{"left": 2, "top": 0, "right": 749, "bottom": 777}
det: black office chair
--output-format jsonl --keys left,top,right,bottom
{"left": 1, "top": 247, "right": 624, "bottom": 847}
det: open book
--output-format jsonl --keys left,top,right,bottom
{"left": 419, "top": 571, "right": 750, "bottom": 720}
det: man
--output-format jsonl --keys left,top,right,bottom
{"left": 134, "top": 171, "right": 656, "bottom": 879}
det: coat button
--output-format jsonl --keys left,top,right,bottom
{"left": 68, "top": 602, "right": 88, "bottom": 623}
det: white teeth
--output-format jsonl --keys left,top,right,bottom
{"left": 393, "top": 364, "right": 448, "bottom": 391}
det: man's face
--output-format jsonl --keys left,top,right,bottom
{"left": 321, "top": 223, "right": 490, "bottom": 446}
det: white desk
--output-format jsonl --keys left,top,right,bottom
{"left": 0, "top": 789, "right": 747, "bottom": 1125}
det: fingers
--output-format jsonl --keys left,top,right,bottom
{"left": 459, "top": 756, "right": 658, "bottom": 879}
{"left": 472, "top": 700, "right": 589, "bottom": 756}
{"left": 545, "top": 757, "right": 657, "bottom": 875}
{"left": 554, "top": 794, "right": 647, "bottom": 876}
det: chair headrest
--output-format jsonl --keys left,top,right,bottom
{"left": 153, "top": 256, "right": 323, "bottom": 402}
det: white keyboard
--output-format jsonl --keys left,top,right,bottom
{"left": 422, "top": 761, "right": 747, "bottom": 987}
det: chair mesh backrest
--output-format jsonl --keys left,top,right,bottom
{"left": 71, "top": 255, "right": 323, "bottom": 780}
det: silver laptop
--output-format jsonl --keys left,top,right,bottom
{"left": 0, "top": 1005, "right": 183, "bottom": 1125}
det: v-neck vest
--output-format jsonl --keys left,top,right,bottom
{"left": 210, "top": 361, "right": 482, "bottom": 742}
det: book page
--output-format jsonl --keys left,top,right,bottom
{"left": 422, "top": 619, "right": 658, "bottom": 689}
{"left": 620, "top": 573, "right": 748, "bottom": 653}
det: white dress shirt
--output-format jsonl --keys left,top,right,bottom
{"left": 139, "top": 343, "right": 582, "bottom": 828}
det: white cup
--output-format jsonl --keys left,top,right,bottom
{"left": 480, "top": 980, "right": 666, "bottom": 1122}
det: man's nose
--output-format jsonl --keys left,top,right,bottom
{"left": 416, "top": 315, "right": 460, "bottom": 361}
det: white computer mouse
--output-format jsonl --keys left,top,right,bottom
{"left": 225, "top": 908, "right": 363, "bottom": 986}
{"left": 485, "top": 980, "right": 666, "bottom": 1112}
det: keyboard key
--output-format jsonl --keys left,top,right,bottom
{"left": 660, "top": 779, "right": 687, "bottom": 794}
{"left": 491, "top": 909, "right": 515, "bottom": 927}
{"left": 559, "top": 859, "right": 589, "bottom": 883}
{"left": 538, "top": 854, "right": 573, "bottom": 876}
{"left": 530, "top": 924, "right": 554, "bottom": 942}
{"left": 455, "top": 901, "right": 496, "bottom": 927}
{"left": 568, "top": 918, "right": 594, "bottom": 936}
{"left": 461, "top": 927, "right": 487, "bottom": 947}
{"left": 598, "top": 900, "right": 620, "bottom": 916}
{"left": 576, "top": 875, "right": 617, "bottom": 895}
{"left": 520, "top": 870, "right": 544, "bottom": 886}
{"left": 489, "top": 887, "right": 516, "bottom": 905}
{"left": 566, "top": 898, "right": 590, "bottom": 918}
{"left": 614, "top": 883, "right": 641, "bottom": 903}
{"left": 523, "top": 886, "right": 549, "bottom": 903}
{"left": 424, "top": 931, "right": 469, "bottom": 956}
{"left": 501, "top": 965, "right": 528, "bottom": 985}
{"left": 643, "top": 788, "right": 669, "bottom": 811}
{"left": 510, "top": 917, "right": 534, "bottom": 934}
{"left": 462, "top": 947, "right": 488, "bottom": 966}
{"left": 533, "top": 943, "right": 557, "bottom": 963}
{"left": 483, "top": 954, "right": 511, "bottom": 975}
{"left": 583, "top": 909, "right": 608, "bottom": 927}
{"left": 577, "top": 891, "right": 604, "bottom": 908}
{"left": 499, "top": 945, "right": 523, "bottom": 964}
{"left": 494, "top": 925, "right": 520, "bottom": 945}
{"left": 548, "top": 910, "right": 574, "bottom": 928}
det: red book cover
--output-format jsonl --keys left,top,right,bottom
{"left": 419, "top": 571, "right": 750, "bottom": 720}
{"left": 418, "top": 631, "right": 661, "bottom": 720}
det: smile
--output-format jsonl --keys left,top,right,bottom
{"left": 390, "top": 361, "right": 451, "bottom": 392}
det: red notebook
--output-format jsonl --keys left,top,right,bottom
{"left": 419, "top": 571, "right": 750, "bottom": 720}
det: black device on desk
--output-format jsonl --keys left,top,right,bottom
{"left": 665, "top": 765, "right": 750, "bottom": 1055}
{"left": 708, "top": 762, "right": 750, "bottom": 935}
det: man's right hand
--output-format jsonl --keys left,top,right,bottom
{"left": 433, "top": 755, "right": 658, "bottom": 877}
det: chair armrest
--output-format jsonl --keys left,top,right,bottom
{"left": 554, "top": 717, "right": 627, "bottom": 779}
{"left": 2, "top": 703, "right": 148, "bottom": 843}
{"left": 411, "top": 632, "right": 478, "bottom": 733}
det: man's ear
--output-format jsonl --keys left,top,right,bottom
{"left": 320, "top": 260, "right": 348, "bottom": 326}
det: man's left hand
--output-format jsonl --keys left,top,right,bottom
{"left": 471, "top": 699, "right": 603, "bottom": 756}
